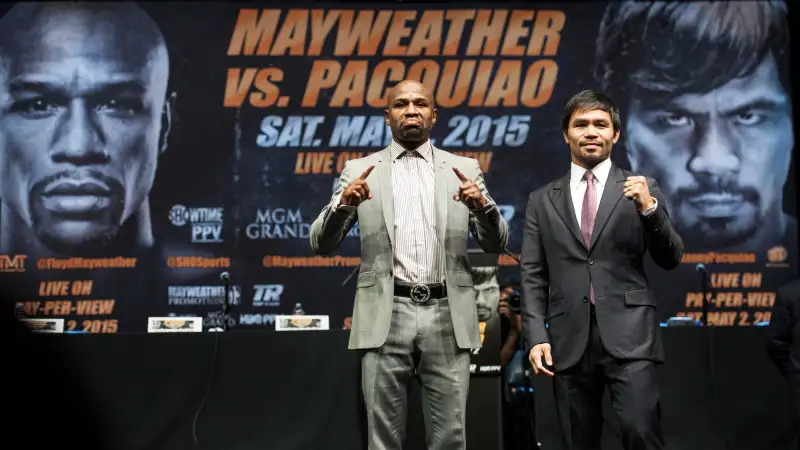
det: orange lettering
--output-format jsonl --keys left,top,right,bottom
{"left": 330, "top": 61, "right": 368, "bottom": 107}
{"left": 501, "top": 10, "right": 534, "bottom": 56}
{"left": 334, "top": 10, "right": 392, "bottom": 56}
{"left": 468, "top": 60, "right": 494, "bottom": 106}
{"left": 227, "top": 9, "right": 281, "bottom": 55}
{"left": 484, "top": 60, "right": 520, "bottom": 107}
{"left": 407, "top": 10, "right": 443, "bottom": 56}
{"left": 302, "top": 61, "right": 341, "bottom": 107}
{"left": 383, "top": 11, "right": 416, "bottom": 56}
{"left": 466, "top": 10, "right": 508, "bottom": 56}
{"left": 528, "top": 10, "right": 565, "bottom": 56}
{"left": 442, "top": 10, "right": 475, "bottom": 56}
{"left": 308, "top": 10, "right": 340, "bottom": 56}
{"left": 270, "top": 9, "right": 308, "bottom": 56}
{"left": 521, "top": 60, "right": 557, "bottom": 107}
{"left": 438, "top": 61, "right": 476, "bottom": 108}
{"left": 224, "top": 68, "right": 257, "bottom": 107}
{"left": 366, "top": 60, "right": 405, "bottom": 107}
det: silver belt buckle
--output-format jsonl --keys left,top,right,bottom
{"left": 410, "top": 283, "right": 432, "bottom": 304}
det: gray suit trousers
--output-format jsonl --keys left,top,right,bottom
{"left": 361, "top": 295, "right": 471, "bottom": 450}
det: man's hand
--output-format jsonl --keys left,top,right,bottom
{"left": 498, "top": 299, "right": 513, "bottom": 319}
{"left": 453, "top": 167, "right": 487, "bottom": 209}
{"left": 624, "top": 176, "right": 655, "bottom": 212}
{"left": 340, "top": 165, "right": 375, "bottom": 207}
{"left": 529, "top": 343, "right": 554, "bottom": 376}
{"left": 498, "top": 300, "right": 521, "bottom": 331}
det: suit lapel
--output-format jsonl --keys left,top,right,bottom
{"left": 589, "top": 164, "right": 625, "bottom": 250}
{"left": 433, "top": 146, "right": 449, "bottom": 246}
{"left": 376, "top": 148, "right": 394, "bottom": 245}
{"left": 548, "top": 172, "right": 585, "bottom": 249}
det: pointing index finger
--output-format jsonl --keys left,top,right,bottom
{"left": 358, "top": 165, "right": 375, "bottom": 181}
{"left": 452, "top": 167, "right": 469, "bottom": 182}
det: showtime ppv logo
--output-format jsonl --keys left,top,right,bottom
{"left": 169, "top": 205, "right": 224, "bottom": 243}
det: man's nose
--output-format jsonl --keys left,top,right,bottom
{"left": 687, "top": 121, "right": 740, "bottom": 177}
{"left": 583, "top": 126, "right": 599, "bottom": 138}
{"left": 50, "top": 101, "right": 108, "bottom": 165}
{"left": 404, "top": 103, "right": 419, "bottom": 115}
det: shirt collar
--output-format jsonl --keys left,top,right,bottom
{"left": 570, "top": 157, "right": 612, "bottom": 189}
{"left": 390, "top": 139, "right": 433, "bottom": 163}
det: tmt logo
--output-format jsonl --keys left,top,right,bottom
{"left": 0, "top": 254, "right": 27, "bottom": 272}
{"left": 253, "top": 284, "right": 284, "bottom": 307}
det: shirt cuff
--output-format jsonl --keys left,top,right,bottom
{"left": 333, "top": 204, "right": 356, "bottom": 214}
{"left": 640, "top": 198, "right": 658, "bottom": 217}
{"left": 332, "top": 196, "right": 356, "bottom": 214}
{"left": 469, "top": 200, "right": 496, "bottom": 214}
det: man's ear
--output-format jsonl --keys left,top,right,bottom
{"left": 160, "top": 92, "right": 177, "bottom": 155}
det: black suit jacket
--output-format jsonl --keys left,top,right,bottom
{"left": 520, "top": 164, "right": 684, "bottom": 371}
{"left": 766, "top": 278, "right": 800, "bottom": 423}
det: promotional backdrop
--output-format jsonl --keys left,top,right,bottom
{"left": 1, "top": 1, "right": 795, "bottom": 334}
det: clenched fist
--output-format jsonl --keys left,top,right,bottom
{"left": 340, "top": 165, "right": 375, "bottom": 207}
{"left": 623, "top": 176, "right": 655, "bottom": 212}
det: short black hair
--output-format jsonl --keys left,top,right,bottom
{"left": 561, "top": 90, "right": 621, "bottom": 134}
{"left": 594, "top": 1, "right": 790, "bottom": 103}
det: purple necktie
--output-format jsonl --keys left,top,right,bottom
{"left": 582, "top": 171, "right": 597, "bottom": 304}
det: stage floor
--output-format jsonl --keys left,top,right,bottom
{"left": 14, "top": 327, "right": 797, "bottom": 450}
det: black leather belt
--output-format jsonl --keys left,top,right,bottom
{"left": 394, "top": 282, "right": 447, "bottom": 303}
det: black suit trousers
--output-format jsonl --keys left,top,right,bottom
{"left": 553, "top": 308, "right": 664, "bottom": 450}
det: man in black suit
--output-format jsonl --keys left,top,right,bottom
{"left": 520, "top": 90, "right": 684, "bottom": 450}
{"left": 766, "top": 279, "right": 800, "bottom": 445}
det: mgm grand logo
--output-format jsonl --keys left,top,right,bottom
{"left": 246, "top": 208, "right": 310, "bottom": 240}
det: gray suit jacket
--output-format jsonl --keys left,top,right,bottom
{"left": 520, "top": 164, "right": 684, "bottom": 371}
{"left": 310, "top": 145, "right": 509, "bottom": 350}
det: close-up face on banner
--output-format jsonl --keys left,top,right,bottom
{"left": 0, "top": 1, "right": 795, "bottom": 333}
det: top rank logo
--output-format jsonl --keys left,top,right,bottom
{"left": 169, "top": 205, "right": 225, "bottom": 243}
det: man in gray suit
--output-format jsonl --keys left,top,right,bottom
{"left": 521, "top": 90, "right": 684, "bottom": 450}
{"left": 310, "top": 79, "right": 508, "bottom": 450}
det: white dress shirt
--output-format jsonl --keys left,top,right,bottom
{"left": 390, "top": 139, "right": 444, "bottom": 284}
{"left": 569, "top": 157, "right": 656, "bottom": 229}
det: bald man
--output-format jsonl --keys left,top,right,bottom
{"left": 310, "top": 80, "right": 508, "bottom": 449}
{"left": 0, "top": 2, "right": 173, "bottom": 258}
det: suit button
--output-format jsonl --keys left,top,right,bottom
{"left": 583, "top": 296, "right": 589, "bottom": 303}
{"left": 588, "top": 258, "right": 594, "bottom": 265}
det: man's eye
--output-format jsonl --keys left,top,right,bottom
{"left": 11, "top": 98, "right": 61, "bottom": 118}
{"left": 733, "top": 111, "right": 764, "bottom": 126}
{"left": 96, "top": 98, "right": 142, "bottom": 117}
{"left": 657, "top": 113, "right": 691, "bottom": 127}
